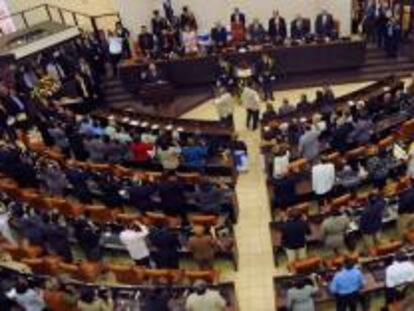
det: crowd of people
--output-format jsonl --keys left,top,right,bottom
{"left": 361, "top": 0, "right": 404, "bottom": 57}
{"left": 0, "top": 269, "right": 229, "bottom": 311}
{"left": 134, "top": 5, "right": 339, "bottom": 59}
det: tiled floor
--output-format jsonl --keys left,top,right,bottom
{"left": 182, "top": 80, "right": 377, "bottom": 311}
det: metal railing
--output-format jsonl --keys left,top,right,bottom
{"left": 0, "top": 4, "right": 120, "bottom": 39}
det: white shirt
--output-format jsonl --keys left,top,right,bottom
{"left": 109, "top": 36, "right": 123, "bottom": 55}
{"left": 312, "top": 163, "right": 335, "bottom": 195}
{"left": 241, "top": 87, "right": 261, "bottom": 111}
{"left": 186, "top": 290, "right": 226, "bottom": 311}
{"left": 215, "top": 93, "right": 235, "bottom": 119}
{"left": 386, "top": 261, "right": 414, "bottom": 288}
{"left": 273, "top": 151, "right": 290, "bottom": 178}
{"left": 119, "top": 227, "right": 149, "bottom": 260}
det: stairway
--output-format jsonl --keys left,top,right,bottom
{"left": 275, "top": 42, "right": 414, "bottom": 90}
{"left": 359, "top": 44, "right": 414, "bottom": 80}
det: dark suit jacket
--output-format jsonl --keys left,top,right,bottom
{"left": 151, "top": 17, "right": 167, "bottom": 36}
{"left": 315, "top": 13, "right": 335, "bottom": 37}
{"left": 138, "top": 33, "right": 155, "bottom": 52}
{"left": 290, "top": 18, "right": 311, "bottom": 40}
{"left": 231, "top": 12, "right": 246, "bottom": 26}
{"left": 211, "top": 27, "right": 228, "bottom": 46}
{"left": 268, "top": 17, "right": 287, "bottom": 40}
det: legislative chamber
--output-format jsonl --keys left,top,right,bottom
{"left": 0, "top": 0, "right": 413, "bottom": 311}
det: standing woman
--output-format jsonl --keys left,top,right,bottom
{"left": 115, "top": 21, "right": 131, "bottom": 59}
{"left": 287, "top": 276, "right": 319, "bottom": 311}
{"left": 107, "top": 30, "right": 123, "bottom": 77}
{"left": 181, "top": 25, "right": 199, "bottom": 55}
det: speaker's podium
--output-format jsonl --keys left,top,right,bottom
{"left": 139, "top": 81, "right": 175, "bottom": 110}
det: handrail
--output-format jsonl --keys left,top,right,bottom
{"left": 0, "top": 3, "right": 119, "bottom": 22}
{"left": 0, "top": 4, "right": 47, "bottom": 21}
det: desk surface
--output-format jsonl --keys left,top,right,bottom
{"left": 120, "top": 39, "right": 366, "bottom": 87}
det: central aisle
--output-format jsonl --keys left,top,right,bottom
{"left": 182, "top": 81, "right": 373, "bottom": 311}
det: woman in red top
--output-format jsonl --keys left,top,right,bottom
{"left": 130, "top": 136, "right": 154, "bottom": 163}
{"left": 231, "top": 21, "right": 246, "bottom": 46}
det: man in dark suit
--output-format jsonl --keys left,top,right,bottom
{"left": 138, "top": 26, "right": 155, "bottom": 57}
{"left": 230, "top": 7, "right": 246, "bottom": 26}
{"left": 290, "top": 14, "right": 310, "bottom": 40}
{"left": 268, "top": 10, "right": 287, "bottom": 44}
{"left": 248, "top": 18, "right": 266, "bottom": 44}
{"left": 315, "top": 9, "right": 335, "bottom": 38}
{"left": 149, "top": 223, "right": 181, "bottom": 269}
{"left": 255, "top": 54, "right": 277, "bottom": 100}
{"left": 385, "top": 17, "right": 401, "bottom": 58}
{"left": 375, "top": 3, "right": 389, "bottom": 48}
{"left": 141, "top": 63, "right": 164, "bottom": 84}
{"left": 180, "top": 6, "right": 198, "bottom": 30}
{"left": 151, "top": 10, "right": 168, "bottom": 39}
{"left": 210, "top": 22, "right": 228, "bottom": 49}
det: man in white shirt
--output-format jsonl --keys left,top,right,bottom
{"left": 385, "top": 252, "right": 414, "bottom": 304}
{"left": 215, "top": 88, "right": 235, "bottom": 124}
{"left": 119, "top": 223, "right": 150, "bottom": 266}
{"left": 241, "top": 85, "right": 261, "bottom": 130}
{"left": 312, "top": 158, "right": 335, "bottom": 208}
{"left": 186, "top": 280, "right": 226, "bottom": 311}
{"left": 108, "top": 30, "right": 124, "bottom": 77}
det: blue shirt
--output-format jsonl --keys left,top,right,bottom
{"left": 329, "top": 267, "right": 364, "bottom": 295}
{"left": 182, "top": 146, "right": 207, "bottom": 167}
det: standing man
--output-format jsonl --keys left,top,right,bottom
{"left": 230, "top": 7, "right": 246, "bottom": 28}
{"left": 268, "top": 10, "right": 287, "bottom": 44}
{"left": 138, "top": 26, "right": 155, "bottom": 58}
{"left": 241, "top": 84, "right": 261, "bottom": 131}
{"left": 119, "top": 222, "right": 150, "bottom": 266}
{"left": 385, "top": 17, "right": 401, "bottom": 58}
{"left": 375, "top": 2, "right": 389, "bottom": 49}
{"left": 311, "top": 157, "right": 335, "bottom": 208}
{"left": 315, "top": 9, "right": 335, "bottom": 39}
{"left": 115, "top": 21, "right": 131, "bottom": 59}
{"left": 107, "top": 30, "right": 123, "bottom": 77}
{"left": 214, "top": 87, "right": 235, "bottom": 124}
{"left": 291, "top": 15, "right": 310, "bottom": 40}
{"left": 329, "top": 258, "right": 365, "bottom": 311}
{"left": 298, "top": 123, "right": 321, "bottom": 161}
{"left": 185, "top": 280, "right": 226, "bottom": 311}
{"left": 385, "top": 252, "right": 414, "bottom": 305}
{"left": 256, "top": 54, "right": 277, "bottom": 101}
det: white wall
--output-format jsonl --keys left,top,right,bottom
{"left": 116, "top": 0, "right": 352, "bottom": 37}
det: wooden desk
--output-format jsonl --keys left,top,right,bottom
{"left": 120, "top": 38, "right": 366, "bottom": 88}
{"left": 140, "top": 81, "right": 175, "bottom": 107}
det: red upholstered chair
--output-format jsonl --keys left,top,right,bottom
{"left": 378, "top": 135, "right": 395, "bottom": 149}
{"left": 345, "top": 146, "right": 366, "bottom": 160}
{"left": 106, "top": 263, "right": 145, "bottom": 285}
{"left": 184, "top": 270, "right": 219, "bottom": 284}
{"left": 325, "top": 253, "right": 359, "bottom": 270}
{"left": 74, "top": 261, "right": 103, "bottom": 283}
{"left": 190, "top": 215, "right": 219, "bottom": 227}
{"left": 85, "top": 205, "right": 117, "bottom": 223}
{"left": 288, "top": 256, "right": 323, "bottom": 274}
{"left": 44, "top": 290, "right": 77, "bottom": 311}
{"left": 288, "top": 158, "right": 307, "bottom": 173}
{"left": 144, "top": 269, "right": 175, "bottom": 284}
{"left": 369, "top": 241, "right": 402, "bottom": 257}
{"left": 331, "top": 194, "right": 352, "bottom": 209}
